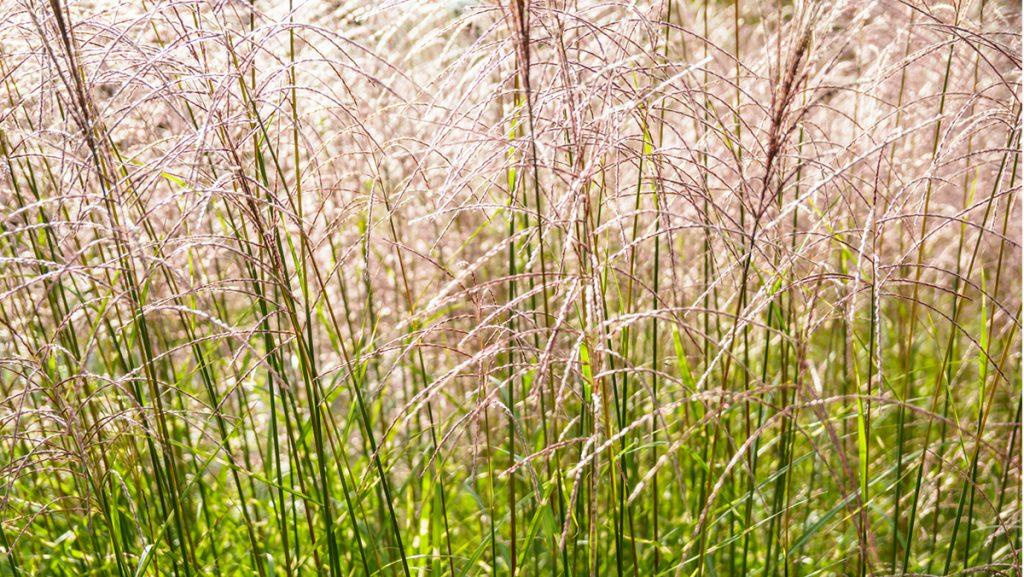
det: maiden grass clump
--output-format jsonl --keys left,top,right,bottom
{"left": 0, "top": 1, "right": 1019, "bottom": 575}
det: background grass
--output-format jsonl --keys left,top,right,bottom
{"left": 0, "top": 0, "right": 1020, "bottom": 575}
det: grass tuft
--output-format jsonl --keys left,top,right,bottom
{"left": 0, "top": 1, "right": 1019, "bottom": 575}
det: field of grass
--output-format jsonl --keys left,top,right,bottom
{"left": 0, "top": 0, "right": 1020, "bottom": 575}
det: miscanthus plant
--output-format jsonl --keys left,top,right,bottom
{"left": 0, "top": 0, "right": 1019, "bottom": 575}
